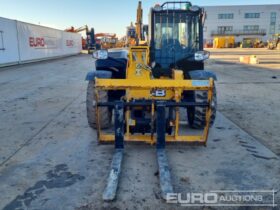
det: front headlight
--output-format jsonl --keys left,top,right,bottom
{"left": 93, "top": 50, "right": 108, "bottom": 59}
{"left": 194, "top": 50, "right": 210, "bottom": 61}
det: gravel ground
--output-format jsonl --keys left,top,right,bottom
{"left": 0, "top": 52, "right": 279, "bottom": 210}
{"left": 207, "top": 48, "right": 280, "bottom": 156}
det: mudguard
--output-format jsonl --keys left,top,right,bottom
{"left": 85, "top": 70, "right": 112, "bottom": 81}
{"left": 188, "top": 70, "right": 217, "bottom": 81}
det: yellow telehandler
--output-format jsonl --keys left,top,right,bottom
{"left": 85, "top": 1, "right": 217, "bottom": 201}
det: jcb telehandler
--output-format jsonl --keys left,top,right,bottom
{"left": 85, "top": 1, "right": 217, "bottom": 201}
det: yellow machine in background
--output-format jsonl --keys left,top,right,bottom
{"left": 213, "top": 36, "right": 235, "bottom": 48}
{"left": 95, "top": 33, "right": 118, "bottom": 49}
{"left": 268, "top": 34, "right": 280, "bottom": 50}
{"left": 115, "top": 37, "right": 126, "bottom": 48}
{"left": 125, "top": 1, "right": 148, "bottom": 46}
{"left": 125, "top": 22, "right": 137, "bottom": 47}
{"left": 241, "top": 38, "right": 264, "bottom": 48}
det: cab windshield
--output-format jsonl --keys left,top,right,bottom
{"left": 153, "top": 13, "right": 200, "bottom": 68}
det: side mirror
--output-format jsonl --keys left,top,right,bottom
{"left": 93, "top": 50, "right": 108, "bottom": 59}
{"left": 194, "top": 50, "right": 210, "bottom": 61}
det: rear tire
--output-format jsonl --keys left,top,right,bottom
{"left": 86, "top": 81, "right": 111, "bottom": 129}
{"left": 187, "top": 85, "right": 217, "bottom": 129}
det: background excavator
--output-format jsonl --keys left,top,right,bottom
{"left": 125, "top": 22, "right": 137, "bottom": 47}
{"left": 95, "top": 33, "right": 118, "bottom": 49}
{"left": 65, "top": 26, "right": 120, "bottom": 52}
{"left": 268, "top": 33, "right": 280, "bottom": 50}
{"left": 65, "top": 25, "right": 96, "bottom": 53}
{"left": 125, "top": 1, "right": 149, "bottom": 47}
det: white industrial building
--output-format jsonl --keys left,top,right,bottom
{"left": 203, "top": 4, "right": 280, "bottom": 44}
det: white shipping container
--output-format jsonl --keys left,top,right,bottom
{"left": 62, "top": 31, "right": 82, "bottom": 55}
{"left": 0, "top": 17, "right": 82, "bottom": 67}
{"left": 0, "top": 17, "right": 20, "bottom": 66}
{"left": 17, "top": 21, "right": 64, "bottom": 61}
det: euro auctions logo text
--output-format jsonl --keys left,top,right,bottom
{"left": 29, "top": 36, "right": 57, "bottom": 49}
{"left": 29, "top": 37, "right": 45, "bottom": 47}
{"left": 167, "top": 190, "right": 277, "bottom": 207}
{"left": 167, "top": 192, "right": 219, "bottom": 205}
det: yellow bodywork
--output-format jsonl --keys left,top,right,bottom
{"left": 213, "top": 36, "right": 235, "bottom": 48}
{"left": 95, "top": 46, "right": 214, "bottom": 145}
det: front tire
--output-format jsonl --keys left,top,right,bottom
{"left": 187, "top": 85, "right": 217, "bottom": 129}
{"left": 86, "top": 81, "right": 111, "bottom": 129}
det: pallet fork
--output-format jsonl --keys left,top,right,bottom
{"left": 98, "top": 88, "right": 213, "bottom": 201}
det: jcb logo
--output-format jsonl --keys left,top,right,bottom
{"left": 29, "top": 37, "right": 45, "bottom": 47}
{"left": 151, "top": 89, "right": 166, "bottom": 97}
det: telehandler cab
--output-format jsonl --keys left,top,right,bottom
{"left": 85, "top": 1, "right": 217, "bottom": 201}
